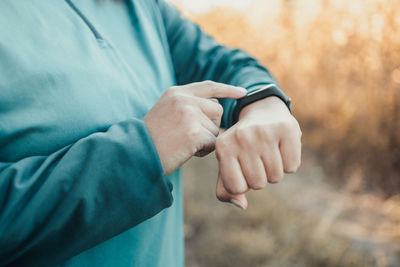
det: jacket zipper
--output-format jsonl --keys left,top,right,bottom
{"left": 63, "top": 0, "right": 143, "bottom": 92}
{"left": 64, "top": 0, "right": 103, "bottom": 40}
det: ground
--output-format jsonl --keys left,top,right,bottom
{"left": 183, "top": 151, "right": 400, "bottom": 267}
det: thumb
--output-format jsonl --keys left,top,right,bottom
{"left": 216, "top": 173, "right": 248, "bottom": 210}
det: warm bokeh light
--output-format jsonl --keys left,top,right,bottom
{"left": 392, "top": 68, "right": 400, "bottom": 84}
{"left": 174, "top": 0, "right": 400, "bottom": 193}
{"left": 174, "top": 0, "right": 400, "bottom": 266}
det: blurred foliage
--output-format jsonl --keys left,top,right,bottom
{"left": 179, "top": 1, "right": 400, "bottom": 266}
{"left": 189, "top": 0, "right": 400, "bottom": 195}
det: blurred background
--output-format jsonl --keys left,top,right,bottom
{"left": 169, "top": 0, "right": 400, "bottom": 266}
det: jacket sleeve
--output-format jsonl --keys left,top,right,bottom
{"left": 0, "top": 119, "right": 173, "bottom": 267}
{"left": 156, "top": 0, "right": 288, "bottom": 128}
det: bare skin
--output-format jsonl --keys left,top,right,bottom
{"left": 215, "top": 96, "right": 302, "bottom": 209}
{"left": 144, "top": 81, "right": 302, "bottom": 209}
{"left": 143, "top": 81, "right": 247, "bottom": 175}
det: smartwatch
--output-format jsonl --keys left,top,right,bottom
{"left": 232, "top": 84, "right": 292, "bottom": 124}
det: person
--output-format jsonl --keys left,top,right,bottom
{"left": 0, "top": 0, "right": 302, "bottom": 266}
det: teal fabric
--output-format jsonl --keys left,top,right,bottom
{"left": 0, "top": 0, "right": 285, "bottom": 266}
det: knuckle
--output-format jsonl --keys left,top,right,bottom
{"left": 170, "top": 93, "right": 186, "bottom": 106}
{"left": 202, "top": 80, "right": 215, "bottom": 87}
{"left": 224, "top": 180, "right": 247, "bottom": 194}
{"left": 285, "top": 166, "right": 298, "bottom": 174}
{"left": 249, "top": 178, "right": 267, "bottom": 190}
{"left": 182, "top": 105, "right": 197, "bottom": 117}
{"left": 210, "top": 124, "right": 220, "bottom": 137}
{"left": 234, "top": 128, "right": 252, "bottom": 144}
{"left": 210, "top": 104, "right": 223, "bottom": 127}
{"left": 224, "top": 184, "right": 237, "bottom": 194}
{"left": 215, "top": 103, "right": 224, "bottom": 117}
{"left": 175, "top": 105, "right": 186, "bottom": 118}
{"left": 287, "top": 160, "right": 301, "bottom": 173}
{"left": 176, "top": 104, "right": 191, "bottom": 119}
{"left": 185, "top": 126, "right": 202, "bottom": 143}
{"left": 279, "top": 121, "right": 293, "bottom": 132}
{"left": 267, "top": 178, "right": 279, "bottom": 184}
{"left": 254, "top": 125, "right": 268, "bottom": 139}
{"left": 268, "top": 173, "right": 284, "bottom": 184}
{"left": 227, "top": 185, "right": 245, "bottom": 195}
{"left": 202, "top": 80, "right": 217, "bottom": 93}
{"left": 234, "top": 128, "right": 246, "bottom": 141}
{"left": 176, "top": 102, "right": 198, "bottom": 120}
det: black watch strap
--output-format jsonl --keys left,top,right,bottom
{"left": 232, "top": 84, "right": 292, "bottom": 124}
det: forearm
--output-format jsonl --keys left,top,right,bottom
{"left": 0, "top": 119, "right": 173, "bottom": 266}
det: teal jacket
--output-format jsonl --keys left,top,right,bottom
{"left": 0, "top": 0, "right": 283, "bottom": 266}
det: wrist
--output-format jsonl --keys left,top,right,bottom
{"left": 232, "top": 84, "right": 291, "bottom": 124}
{"left": 239, "top": 96, "right": 290, "bottom": 121}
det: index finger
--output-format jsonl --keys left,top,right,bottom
{"left": 185, "top": 80, "right": 247, "bottom": 99}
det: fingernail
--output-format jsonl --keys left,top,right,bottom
{"left": 230, "top": 199, "right": 246, "bottom": 210}
{"left": 236, "top": 87, "right": 248, "bottom": 94}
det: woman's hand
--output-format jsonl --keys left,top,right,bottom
{"left": 144, "top": 81, "right": 247, "bottom": 175}
{"left": 215, "top": 96, "right": 302, "bottom": 209}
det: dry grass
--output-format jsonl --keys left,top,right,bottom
{"left": 189, "top": 0, "right": 400, "bottom": 195}
{"left": 183, "top": 154, "right": 389, "bottom": 267}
